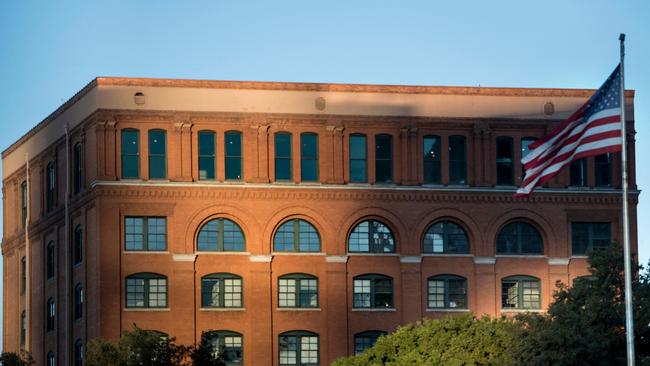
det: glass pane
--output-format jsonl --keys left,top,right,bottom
{"left": 147, "top": 218, "right": 167, "bottom": 251}
{"left": 275, "top": 159, "right": 292, "bottom": 180}
{"left": 225, "top": 157, "right": 242, "bottom": 180}
{"left": 274, "top": 221, "right": 295, "bottom": 251}
{"left": 449, "top": 136, "right": 466, "bottom": 184}
{"left": 348, "top": 221, "right": 369, "bottom": 252}
{"left": 122, "top": 155, "right": 139, "bottom": 179}
{"left": 371, "top": 221, "right": 395, "bottom": 253}
{"left": 502, "top": 281, "right": 518, "bottom": 308}
{"left": 428, "top": 280, "right": 445, "bottom": 308}
{"left": 224, "top": 278, "right": 242, "bottom": 307}
{"left": 300, "top": 336, "right": 318, "bottom": 364}
{"left": 199, "top": 157, "right": 215, "bottom": 180}
{"left": 448, "top": 279, "right": 467, "bottom": 308}
{"left": 279, "top": 336, "right": 297, "bottom": 365}
{"left": 198, "top": 132, "right": 215, "bottom": 156}
{"left": 571, "top": 222, "right": 590, "bottom": 255}
{"left": 197, "top": 220, "right": 219, "bottom": 251}
{"left": 225, "top": 132, "right": 242, "bottom": 180}
{"left": 149, "top": 131, "right": 166, "bottom": 155}
{"left": 122, "top": 130, "right": 139, "bottom": 154}
{"left": 301, "top": 159, "right": 318, "bottom": 182}
{"left": 570, "top": 159, "right": 588, "bottom": 187}
{"left": 149, "top": 156, "right": 166, "bottom": 179}
{"left": 350, "top": 135, "right": 367, "bottom": 183}
{"left": 279, "top": 279, "right": 297, "bottom": 307}
{"left": 202, "top": 278, "right": 220, "bottom": 307}
{"left": 423, "top": 136, "right": 441, "bottom": 184}
{"left": 350, "top": 160, "right": 367, "bottom": 183}
{"left": 595, "top": 153, "right": 612, "bottom": 187}
{"left": 350, "top": 135, "right": 367, "bottom": 159}
{"left": 275, "top": 134, "right": 292, "bottom": 180}
{"left": 496, "top": 137, "right": 513, "bottom": 185}
{"left": 223, "top": 219, "right": 245, "bottom": 251}
{"left": 298, "top": 220, "right": 320, "bottom": 252}
{"left": 353, "top": 279, "right": 371, "bottom": 307}
{"left": 125, "top": 217, "right": 144, "bottom": 250}
{"left": 375, "top": 135, "right": 392, "bottom": 183}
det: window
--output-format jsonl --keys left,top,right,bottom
{"left": 354, "top": 331, "right": 386, "bottom": 355}
{"left": 273, "top": 219, "right": 320, "bottom": 252}
{"left": 278, "top": 274, "right": 318, "bottom": 308}
{"left": 21, "top": 181, "right": 27, "bottom": 227}
{"left": 520, "top": 137, "right": 537, "bottom": 179}
{"left": 496, "top": 136, "right": 514, "bottom": 185}
{"left": 501, "top": 276, "right": 541, "bottom": 310}
{"left": 353, "top": 274, "right": 394, "bottom": 309}
{"left": 572, "top": 222, "right": 611, "bottom": 255}
{"left": 46, "top": 297, "right": 56, "bottom": 332}
{"left": 225, "top": 131, "right": 242, "bottom": 180}
{"left": 125, "top": 217, "right": 167, "bottom": 251}
{"left": 47, "top": 351, "right": 55, "bottom": 366}
{"left": 448, "top": 135, "right": 467, "bottom": 185}
{"left": 74, "top": 225, "right": 83, "bottom": 265}
{"left": 279, "top": 331, "right": 319, "bottom": 366}
{"left": 46, "top": 241, "right": 55, "bottom": 279}
{"left": 423, "top": 136, "right": 441, "bottom": 184}
{"left": 375, "top": 134, "right": 392, "bottom": 183}
{"left": 148, "top": 130, "right": 166, "bottom": 179}
{"left": 201, "top": 273, "right": 243, "bottom": 308}
{"left": 348, "top": 220, "right": 395, "bottom": 253}
{"left": 74, "top": 339, "right": 83, "bottom": 366}
{"left": 197, "top": 218, "right": 245, "bottom": 251}
{"left": 301, "top": 133, "right": 318, "bottom": 182}
{"left": 73, "top": 143, "right": 82, "bottom": 194}
{"left": 496, "top": 221, "right": 543, "bottom": 255}
{"left": 595, "top": 153, "right": 612, "bottom": 187}
{"left": 202, "top": 331, "right": 243, "bottom": 366}
{"left": 126, "top": 273, "right": 168, "bottom": 308}
{"left": 20, "top": 311, "right": 26, "bottom": 349}
{"left": 121, "top": 129, "right": 140, "bottom": 179}
{"left": 198, "top": 131, "right": 216, "bottom": 180}
{"left": 21, "top": 256, "right": 26, "bottom": 295}
{"left": 349, "top": 134, "right": 367, "bottom": 183}
{"left": 428, "top": 275, "right": 467, "bottom": 309}
{"left": 423, "top": 221, "right": 469, "bottom": 254}
{"left": 570, "top": 158, "right": 588, "bottom": 187}
{"left": 74, "top": 283, "right": 83, "bottom": 320}
{"left": 46, "top": 162, "right": 56, "bottom": 212}
{"left": 275, "top": 133, "right": 292, "bottom": 181}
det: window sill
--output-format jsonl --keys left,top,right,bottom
{"left": 196, "top": 251, "right": 250, "bottom": 255}
{"left": 200, "top": 307, "right": 245, "bottom": 312}
{"left": 426, "top": 308, "right": 470, "bottom": 312}
{"left": 123, "top": 308, "right": 170, "bottom": 312}
{"left": 348, "top": 253, "right": 399, "bottom": 257}
{"left": 421, "top": 253, "right": 472, "bottom": 257}
{"left": 352, "top": 308, "right": 396, "bottom": 312}
{"left": 276, "top": 308, "right": 321, "bottom": 312}
{"left": 494, "top": 255, "right": 545, "bottom": 259}
{"left": 501, "top": 308, "right": 543, "bottom": 313}
{"left": 272, "top": 252, "right": 325, "bottom": 256}
{"left": 570, "top": 255, "right": 589, "bottom": 259}
{"left": 123, "top": 251, "right": 169, "bottom": 255}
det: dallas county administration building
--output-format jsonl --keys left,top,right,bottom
{"left": 2, "top": 78, "right": 638, "bottom": 365}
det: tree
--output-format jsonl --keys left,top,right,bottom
{"left": 0, "top": 352, "right": 33, "bottom": 366}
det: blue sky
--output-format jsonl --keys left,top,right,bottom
{"left": 1, "top": 0, "right": 648, "bottom": 350}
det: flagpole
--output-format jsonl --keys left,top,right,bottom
{"left": 619, "top": 33, "right": 635, "bottom": 366}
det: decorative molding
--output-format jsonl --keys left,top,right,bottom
{"left": 547, "top": 258, "right": 571, "bottom": 265}
{"left": 325, "top": 255, "right": 349, "bottom": 263}
{"left": 474, "top": 256, "right": 496, "bottom": 265}
{"left": 399, "top": 256, "right": 422, "bottom": 264}
{"left": 173, "top": 254, "right": 197, "bottom": 262}
{"left": 249, "top": 255, "right": 273, "bottom": 263}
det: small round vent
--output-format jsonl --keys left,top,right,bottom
{"left": 134, "top": 92, "right": 146, "bottom": 105}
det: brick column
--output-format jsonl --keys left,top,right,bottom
{"left": 326, "top": 125, "right": 345, "bottom": 184}
{"left": 473, "top": 257, "right": 497, "bottom": 316}
{"left": 325, "top": 256, "right": 348, "bottom": 362}
{"left": 96, "top": 120, "right": 118, "bottom": 180}
{"left": 400, "top": 257, "right": 422, "bottom": 324}
{"left": 473, "top": 123, "right": 492, "bottom": 187}
{"left": 172, "top": 122, "right": 193, "bottom": 182}
{"left": 249, "top": 124, "right": 271, "bottom": 183}
{"left": 248, "top": 256, "right": 273, "bottom": 365}
{"left": 171, "top": 254, "right": 196, "bottom": 344}
{"left": 547, "top": 258, "right": 570, "bottom": 308}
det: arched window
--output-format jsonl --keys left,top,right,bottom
{"left": 301, "top": 133, "right": 318, "bottom": 182}
{"left": 125, "top": 273, "right": 167, "bottom": 308}
{"left": 197, "top": 218, "right": 245, "bottom": 251}
{"left": 275, "top": 132, "right": 292, "bottom": 181}
{"left": 74, "top": 283, "right": 83, "bottom": 320}
{"left": 74, "top": 339, "right": 84, "bottom": 366}
{"left": 496, "top": 221, "right": 543, "bottom": 254}
{"left": 423, "top": 135, "right": 441, "bottom": 184}
{"left": 278, "top": 274, "right": 318, "bottom": 308}
{"left": 423, "top": 221, "right": 469, "bottom": 254}
{"left": 354, "top": 331, "right": 386, "bottom": 355}
{"left": 46, "top": 162, "right": 56, "bottom": 212}
{"left": 121, "top": 129, "right": 140, "bottom": 179}
{"left": 501, "top": 275, "right": 541, "bottom": 310}
{"left": 74, "top": 225, "right": 83, "bottom": 265}
{"left": 273, "top": 219, "right": 320, "bottom": 252}
{"left": 73, "top": 142, "right": 82, "bottom": 194}
{"left": 348, "top": 219, "right": 395, "bottom": 253}
{"left": 47, "top": 351, "right": 55, "bottom": 366}
{"left": 46, "top": 297, "right": 56, "bottom": 332}
{"left": 353, "top": 274, "right": 394, "bottom": 309}
{"left": 46, "top": 241, "right": 55, "bottom": 279}
{"left": 201, "top": 273, "right": 243, "bottom": 308}
{"left": 375, "top": 134, "right": 393, "bottom": 183}
{"left": 279, "top": 331, "right": 319, "bottom": 366}
{"left": 21, "top": 181, "right": 27, "bottom": 227}
{"left": 349, "top": 134, "right": 367, "bottom": 183}
{"left": 198, "top": 130, "right": 216, "bottom": 180}
{"left": 202, "top": 330, "right": 243, "bottom": 365}
{"left": 20, "top": 311, "right": 26, "bottom": 349}
{"left": 225, "top": 131, "right": 242, "bottom": 180}
{"left": 448, "top": 135, "right": 467, "bottom": 185}
{"left": 427, "top": 275, "right": 468, "bottom": 309}
{"left": 148, "top": 129, "right": 167, "bottom": 179}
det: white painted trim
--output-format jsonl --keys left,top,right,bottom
{"left": 173, "top": 254, "right": 197, "bottom": 262}
{"left": 501, "top": 309, "right": 544, "bottom": 313}
{"left": 426, "top": 308, "right": 470, "bottom": 312}
{"left": 473, "top": 256, "right": 496, "bottom": 265}
{"left": 123, "top": 251, "right": 169, "bottom": 255}
{"left": 351, "top": 308, "right": 397, "bottom": 312}
{"left": 195, "top": 251, "right": 251, "bottom": 255}
{"left": 272, "top": 252, "right": 326, "bottom": 256}
{"left": 347, "top": 253, "right": 400, "bottom": 257}
{"left": 123, "top": 308, "right": 171, "bottom": 312}
{"left": 325, "top": 255, "right": 349, "bottom": 263}
{"left": 399, "top": 256, "right": 422, "bottom": 264}
{"left": 547, "top": 258, "right": 571, "bottom": 265}
{"left": 249, "top": 255, "right": 273, "bottom": 263}
{"left": 200, "top": 308, "right": 245, "bottom": 312}
{"left": 276, "top": 308, "right": 321, "bottom": 312}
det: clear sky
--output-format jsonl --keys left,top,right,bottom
{"left": 1, "top": 0, "right": 648, "bottom": 350}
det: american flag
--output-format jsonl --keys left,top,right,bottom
{"left": 516, "top": 65, "right": 623, "bottom": 196}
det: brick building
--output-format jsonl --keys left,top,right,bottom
{"left": 2, "top": 78, "right": 638, "bottom": 365}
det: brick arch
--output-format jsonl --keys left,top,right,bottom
{"left": 185, "top": 203, "right": 260, "bottom": 253}
{"left": 338, "top": 207, "right": 408, "bottom": 254}
{"left": 412, "top": 207, "right": 481, "bottom": 255}
{"left": 486, "top": 209, "right": 557, "bottom": 256}
{"left": 262, "top": 206, "right": 332, "bottom": 254}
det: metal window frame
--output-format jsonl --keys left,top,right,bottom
{"left": 121, "top": 129, "right": 140, "bottom": 179}
{"left": 278, "top": 274, "right": 319, "bottom": 308}
{"left": 423, "top": 135, "right": 442, "bottom": 184}
{"left": 353, "top": 274, "right": 394, "bottom": 309}
{"left": 349, "top": 133, "right": 368, "bottom": 183}
{"left": 197, "top": 218, "right": 246, "bottom": 252}
{"left": 278, "top": 331, "right": 319, "bottom": 366}
{"left": 125, "top": 216, "right": 167, "bottom": 251}
{"left": 501, "top": 276, "right": 540, "bottom": 310}
{"left": 125, "top": 273, "right": 168, "bottom": 308}
{"left": 427, "top": 275, "right": 468, "bottom": 309}
{"left": 274, "top": 219, "right": 321, "bottom": 253}
{"left": 275, "top": 132, "right": 293, "bottom": 181}
{"left": 201, "top": 273, "right": 243, "bottom": 308}
{"left": 148, "top": 129, "right": 167, "bottom": 179}
{"left": 348, "top": 220, "right": 396, "bottom": 253}
{"left": 374, "top": 134, "right": 393, "bottom": 183}
{"left": 224, "top": 130, "right": 243, "bottom": 180}
{"left": 198, "top": 130, "right": 216, "bottom": 181}
{"left": 300, "top": 132, "right": 319, "bottom": 182}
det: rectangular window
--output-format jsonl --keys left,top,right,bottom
{"left": 595, "top": 153, "right": 612, "bottom": 187}
{"left": 73, "top": 143, "right": 82, "bottom": 194}
{"left": 121, "top": 130, "right": 140, "bottom": 179}
{"left": 423, "top": 136, "right": 441, "bottom": 184}
{"left": 198, "top": 131, "right": 216, "bottom": 180}
{"left": 375, "top": 134, "right": 393, "bottom": 183}
{"left": 21, "top": 257, "right": 26, "bottom": 295}
{"left": 126, "top": 276, "right": 168, "bottom": 308}
{"left": 275, "top": 133, "right": 292, "bottom": 181}
{"left": 279, "top": 277, "right": 318, "bottom": 308}
{"left": 148, "top": 130, "right": 166, "bottom": 179}
{"left": 46, "top": 163, "right": 56, "bottom": 212}
{"left": 496, "top": 137, "right": 514, "bottom": 185}
{"left": 225, "top": 131, "right": 242, "bottom": 180}
{"left": 21, "top": 182, "right": 27, "bottom": 227}
{"left": 572, "top": 222, "right": 611, "bottom": 255}
{"left": 349, "top": 134, "right": 367, "bottom": 183}
{"left": 449, "top": 135, "right": 467, "bottom": 185}
{"left": 201, "top": 277, "right": 243, "bottom": 308}
{"left": 46, "top": 243, "right": 55, "bottom": 279}
{"left": 301, "top": 133, "right": 318, "bottom": 182}
{"left": 124, "top": 217, "right": 167, "bottom": 251}
{"left": 570, "top": 158, "right": 588, "bottom": 187}
{"left": 520, "top": 137, "right": 537, "bottom": 179}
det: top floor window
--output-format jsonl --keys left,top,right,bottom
{"left": 595, "top": 153, "right": 612, "bottom": 187}
{"left": 21, "top": 181, "right": 27, "bottom": 227}
{"left": 572, "top": 222, "right": 611, "bottom": 255}
{"left": 198, "top": 131, "right": 216, "bottom": 180}
{"left": 349, "top": 134, "right": 367, "bottom": 183}
{"left": 275, "top": 133, "right": 292, "bottom": 181}
{"left": 74, "top": 225, "right": 83, "bottom": 265}
{"left": 21, "top": 256, "right": 26, "bottom": 295}
{"left": 423, "top": 135, "right": 441, "bottom": 184}
{"left": 274, "top": 219, "right": 321, "bottom": 252}
{"left": 46, "top": 241, "right": 56, "bottom": 279}
{"left": 375, "top": 134, "right": 393, "bottom": 183}
{"left": 197, "top": 218, "right": 245, "bottom": 252}
{"left": 301, "top": 133, "right": 318, "bottom": 182}
{"left": 496, "top": 136, "right": 514, "bottom": 185}
{"left": 225, "top": 131, "right": 242, "bottom": 180}
{"left": 121, "top": 129, "right": 140, "bottom": 179}
{"left": 423, "top": 221, "right": 469, "bottom": 254}
{"left": 73, "top": 143, "right": 82, "bottom": 194}
{"left": 46, "top": 162, "right": 56, "bottom": 212}
{"left": 570, "top": 158, "right": 588, "bottom": 187}
{"left": 348, "top": 220, "right": 395, "bottom": 253}
{"left": 125, "top": 217, "right": 167, "bottom": 251}
{"left": 520, "top": 137, "right": 537, "bottom": 179}
{"left": 148, "top": 130, "right": 166, "bottom": 179}
{"left": 496, "top": 221, "right": 543, "bottom": 255}
{"left": 449, "top": 135, "right": 467, "bottom": 185}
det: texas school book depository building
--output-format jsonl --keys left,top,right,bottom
{"left": 2, "top": 77, "right": 638, "bottom": 365}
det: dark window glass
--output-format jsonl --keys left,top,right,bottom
{"left": 496, "top": 221, "right": 543, "bottom": 254}
{"left": 279, "top": 331, "right": 319, "bottom": 366}
{"left": 301, "top": 133, "right": 318, "bottom": 182}
{"left": 225, "top": 131, "right": 242, "bottom": 180}
{"left": 125, "top": 217, "right": 166, "bottom": 251}
{"left": 21, "top": 256, "right": 26, "bottom": 295}
{"left": 74, "top": 225, "right": 83, "bottom": 265}
{"left": 350, "top": 134, "right": 368, "bottom": 183}
{"left": 74, "top": 283, "right": 83, "bottom": 320}
{"left": 449, "top": 135, "right": 467, "bottom": 185}
{"left": 278, "top": 274, "right": 318, "bottom": 308}
{"left": 273, "top": 219, "right": 320, "bottom": 252}
{"left": 197, "top": 218, "right": 245, "bottom": 251}
{"left": 520, "top": 137, "right": 537, "bottom": 179}
{"left": 502, "top": 276, "right": 541, "bottom": 310}
{"left": 428, "top": 275, "right": 467, "bottom": 309}
{"left": 348, "top": 220, "right": 395, "bottom": 253}
{"left": 20, "top": 311, "right": 26, "bottom": 349}
{"left": 21, "top": 181, "right": 27, "bottom": 227}
{"left": 125, "top": 273, "right": 167, "bottom": 308}
{"left": 73, "top": 143, "right": 82, "bottom": 194}
{"left": 121, "top": 129, "right": 140, "bottom": 179}
{"left": 353, "top": 274, "right": 394, "bottom": 308}
{"left": 46, "top": 162, "right": 56, "bottom": 212}
{"left": 275, "top": 133, "right": 292, "bottom": 181}
{"left": 46, "top": 241, "right": 55, "bottom": 279}
{"left": 46, "top": 298, "right": 56, "bottom": 332}
{"left": 570, "top": 158, "right": 588, "bottom": 187}
{"left": 74, "top": 339, "right": 83, "bottom": 366}
{"left": 198, "top": 131, "right": 216, "bottom": 180}
{"left": 423, "top": 136, "right": 441, "bottom": 184}
{"left": 423, "top": 221, "right": 469, "bottom": 254}
{"left": 595, "top": 153, "right": 612, "bottom": 187}
{"left": 148, "top": 130, "right": 166, "bottom": 179}
{"left": 354, "top": 331, "right": 386, "bottom": 355}
{"left": 375, "top": 134, "right": 392, "bottom": 183}
{"left": 47, "top": 352, "right": 55, "bottom": 366}
{"left": 201, "top": 273, "right": 243, "bottom": 308}
{"left": 572, "top": 222, "right": 611, "bottom": 255}
{"left": 496, "top": 137, "right": 514, "bottom": 185}
{"left": 202, "top": 331, "right": 243, "bottom": 366}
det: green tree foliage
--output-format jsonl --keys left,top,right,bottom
{"left": 332, "top": 315, "right": 517, "bottom": 366}
{"left": 0, "top": 352, "right": 33, "bottom": 366}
